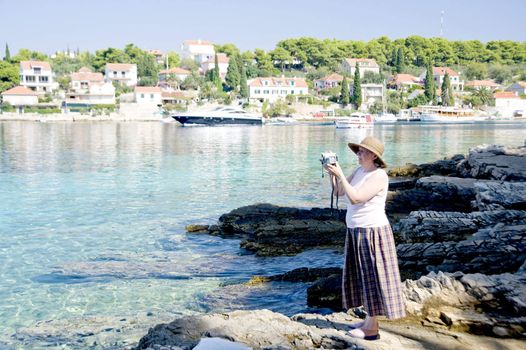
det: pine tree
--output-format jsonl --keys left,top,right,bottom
{"left": 441, "top": 72, "right": 451, "bottom": 106}
{"left": 340, "top": 76, "right": 350, "bottom": 106}
{"left": 4, "top": 43, "right": 10, "bottom": 61}
{"left": 351, "top": 64, "right": 362, "bottom": 109}
{"left": 225, "top": 54, "right": 240, "bottom": 91}
{"left": 424, "top": 61, "right": 436, "bottom": 105}
{"left": 213, "top": 53, "right": 222, "bottom": 91}
{"left": 239, "top": 65, "right": 248, "bottom": 98}
{"left": 395, "top": 47, "right": 405, "bottom": 73}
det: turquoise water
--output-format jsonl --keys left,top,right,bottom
{"left": 1, "top": 121, "right": 525, "bottom": 348}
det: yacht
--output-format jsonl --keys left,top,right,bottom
{"left": 335, "top": 112, "right": 374, "bottom": 128}
{"left": 419, "top": 105, "right": 484, "bottom": 123}
{"left": 172, "top": 106, "right": 263, "bottom": 126}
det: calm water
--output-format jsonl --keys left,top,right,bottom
{"left": 1, "top": 121, "right": 525, "bottom": 348}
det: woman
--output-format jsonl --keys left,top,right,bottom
{"left": 325, "top": 136, "right": 405, "bottom": 340}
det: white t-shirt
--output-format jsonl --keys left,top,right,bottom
{"left": 344, "top": 167, "right": 389, "bottom": 228}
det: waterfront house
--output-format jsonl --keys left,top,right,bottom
{"left": 105, "top": 63, "right": 138, "bottom": 87}
{"left": 389, "top": 74, "right": 421, "bottom": 91}
{"left": 419, "top": 67, "right": 464, "bottom": 92}
{"left": 506, "top": 82, "right": 526, "bottom": 96}
{"left": 19, "top": 60, "right": 56, "bottom": 94}
{"left": 340, "top": 58, "right": 380, "bottom": 78}
{"left": 147, "top": 50, "right": 165, "bottom": 65}
{"left": 465, "top": 80, "right": 502, "bottom": 91}
{"left": 135, "top": 86, "right": 162, "bottom": 105}
{"left": 350, "top": 83, "right": 384, "bottom": 110}
{"left": 70, "top": 67, "right": 104, "bottom": 92}
{"left": 1, "top": 86, "right": 39, "bottom": 112}
{"left": 494, "top": 91, "right": 526, "bottom": 117}
{"left": 200, "top": 53, "right": 229, "bottom": 79}
{"left": 248, "top": 77, "right": 308, "bottom": 103}
{"left": 66, "top": 67, "right": 115, "bottom": 106}
{"left": 314, "top": 73, "right": 344, "bottom": 90}
{"left": 181, "top": 40, "right": 215, "bottom": 64}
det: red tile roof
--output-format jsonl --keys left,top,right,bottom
{"left": 20, "top": 60, "right": 51, "bottom": 71}
{"left": 162, "top": 91, "right": 188, "bottom": 98}
{"left": 148, "top": 49, "right": 164, "bottom": 55}
{"left": 71, "top": 71, "right": 104, "bottom": 82}
{"left": 249, "top": 77, "right": 308, "bottom": 88}
{"left": 184, "top": 40, "right": 213, "bottom": 46}
{"left": 1, "top": 86, "right": 39, "bottom": 96}
{"left": 135, "top": 86, "right": 161, "bottom": 93}
{"left": 318, "top": 73, "right": 344, "bottom": 82}
{"left": 392, "top": 74, "right": 420, "bottom": 84}
{"left": 433, "top": 67, "right": 459, "bottom": 76}
{"left": 202, "top": 53, "right": 229, "bottom": 64}
{"left": 159, "top": 67, "right": 191, "bottom": 75}
{"left": 343, "top": 58, "right": 379, "bottom": 68}
{"left": 494, "top": 91, "right": 519, "bottom": 99}
{"left": 106, "top": 63, "right": 136, "bottom": 70}
{"left": 78, "top": 67, "right": 93, "bottom": 73}
{"left": 466, "top": 80, "right": 500, "bottom": 87}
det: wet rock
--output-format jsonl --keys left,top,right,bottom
{"left": 185, "top": 224, "right": 209, "bottom": 233}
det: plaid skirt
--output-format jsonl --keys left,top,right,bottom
{"left": 342, "top": 225, "right": 406, "bottom": 319}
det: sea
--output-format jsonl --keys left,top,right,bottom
{"left": 1, "top": 120, "right": 525, "bottom": 348}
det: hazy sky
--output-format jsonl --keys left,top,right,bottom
{"left": 1, "top": 0, "right": 525, "bottom": 55}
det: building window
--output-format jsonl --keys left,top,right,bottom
{"left": 263, "top": 80, "right": 268, "bottom": 86}
{"left": 26, "top": 76, "right": 35, "bottom": 82}
{"left": 33, "top": 67, "right": 41, "bottom": 74}
{"left": 291, "top": 90, "right": 294, "bottom": 94}
{"left": 150, "top": 94, "right": 154, "bottom": 99}
{"left": 263, "top": 90, "right": 269, "bottom": 94}
{"left": 254, "top": 89, "right": 260, "bottom": 94}
{"left": 39, "top": 76, "right": 48, "bottom": 82}
{"left": 113, "top": 71, "right": 117, "bottom": 77}
{"left": 141, "top": 94, "right": 144, "bottom": 98}
{"left": 290, "top": 81, "right": 295, "bottom": 86}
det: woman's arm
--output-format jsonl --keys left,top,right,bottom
{"left": 327, "top": 164, "right": 387, "bottom": 204}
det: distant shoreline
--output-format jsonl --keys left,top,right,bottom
{"left": 0, "top": 112, "right": 169, "bottom": 122}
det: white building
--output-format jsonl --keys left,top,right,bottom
{"left": 494, "top": 91, "right": 526, "bottom": 117}
{"left": 19, "top": 60, "right": 56, "bottom": 94}
{"left": 65, "top": 67, "right": 115, "bottom": 105}
{"left": 419, "top": 67, "right": 464, "bottom": 92}
{"left": 340, "top": 58, "right": 380, "bottom": 78}
{"left": 465, "top": 80, "right": 502, "bottom": 91}
{"left": 181, "top": 40, "right": 215, "bottom": 64}
{"left": 147, "top": 49, "right": 165, "bottom": 65}
{"left": 248, "top": 77, "right": 308, "bottom": 103}
{"left": 105, "top": 63, "right": 137, "bottom": 87}
{"left": 1, "top": 86, "right": 39, "bottom": 107}
{"left": 389, "top": 74, "right": 421, "bottom": 91}
{"left": 350, "top": 83, "right": 384, "bottom": 110}
{"left": 135, "top": 86, "right": 162, "bottom": 105}
{"left": 159, "top": 67, "right": 191, "bottom": 82}
{"left": 200, "top": 53, "right": 229, "bottom": 79}
{"left": 314, "top": 73, "right": 344, "bottom": 90}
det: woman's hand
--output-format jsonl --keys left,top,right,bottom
{"left": 325, "top": 162, "right": 345, "bottom": 180}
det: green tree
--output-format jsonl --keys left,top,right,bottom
{"left": 166, "top": 51, "right": 181, "bottom": 68}
{"left": 254, "top": 48, "right": 277, "bottom": 76}
{"left": 239, "top": 65, "right": 248, "bottom": 98}
{"left": 270, "top": 47, "right": 292, "bottom": 72}
{"left": 0, "top": 61, "right": 19, "bottom": 93}
{"left": 225, "top": 54, "right": 240, "bottom": 91}
{"left": 213, "top": 54, "right": 222, "bottom": 91}
{"left": 4, "top": 44, "right": 10, "bottom": 61}
{"left": 441, "top": 72, "right": 453, "bottom": 106}
{"left": 395, "top": 47, "right": 405, "bottom": 73}
{"left": 351, "top": 64, "right": 362, "bottom": 109}
{"left": 464, "top": 62, "right": 488, "bottom": 80}
{"left": 424, "top": 61, "right": 436, "bottom": 104}
{"left": 340, "top": 76, "right": 349, "bottom": 106}
{"left": 137, "top": 53, "right": 159, "bottom": 84}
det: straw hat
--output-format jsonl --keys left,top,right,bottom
{"left": 348, "top": 136, "right": 387, "bottom": 168}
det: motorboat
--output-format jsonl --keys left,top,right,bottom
{"left": 172, "top": 106, "right": 263, "bottom": 126}
{"left": 397, "top": 109, "right": 421, "bottom": 122}
{"left": 335, "top": 112, "right": 374, "bottom": 128}
{"left": 375, "top": 112, "right": 397, "bottom": 123}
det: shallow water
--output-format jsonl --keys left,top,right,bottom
{"left": 1, "top": 121, "right": 525, "bottom": 348}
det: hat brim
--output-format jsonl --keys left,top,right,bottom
{"left": 348, "top": 142, "right": 387, "bottom": 168}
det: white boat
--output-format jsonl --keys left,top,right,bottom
{"left": 265, "top": 116, "right": 297, "bottom": 125}
{"left": 375, "top": 112, "right": 397, "bottom": 123}
{"left": 172, "top": 106, "right": 263, "bottom": 126}
{"left": 397, "top": 109, "right": 421, "bottom": 122}
{"left": 419, "top": 105, "right": 484, "bottom": 123}
{"left": 335, "top": 112, "right": 374, "bottom": 128}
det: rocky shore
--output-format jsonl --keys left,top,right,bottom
{"left": 136, "top": 143, "right": 526, "bottom": 349}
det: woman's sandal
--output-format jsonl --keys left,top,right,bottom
{"left": 348, "top": 328, "right": 380, "bottom": 340}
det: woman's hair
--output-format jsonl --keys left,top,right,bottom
{"left": 373, "top": 157, "right": 382, "bottom": 168}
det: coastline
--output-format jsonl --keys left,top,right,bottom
{"left": 0, "top": 112, "right": 169, "bottom": 122}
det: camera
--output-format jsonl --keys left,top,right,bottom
{"left": 320, "top": 152, "right": 338, "bottom": 166}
